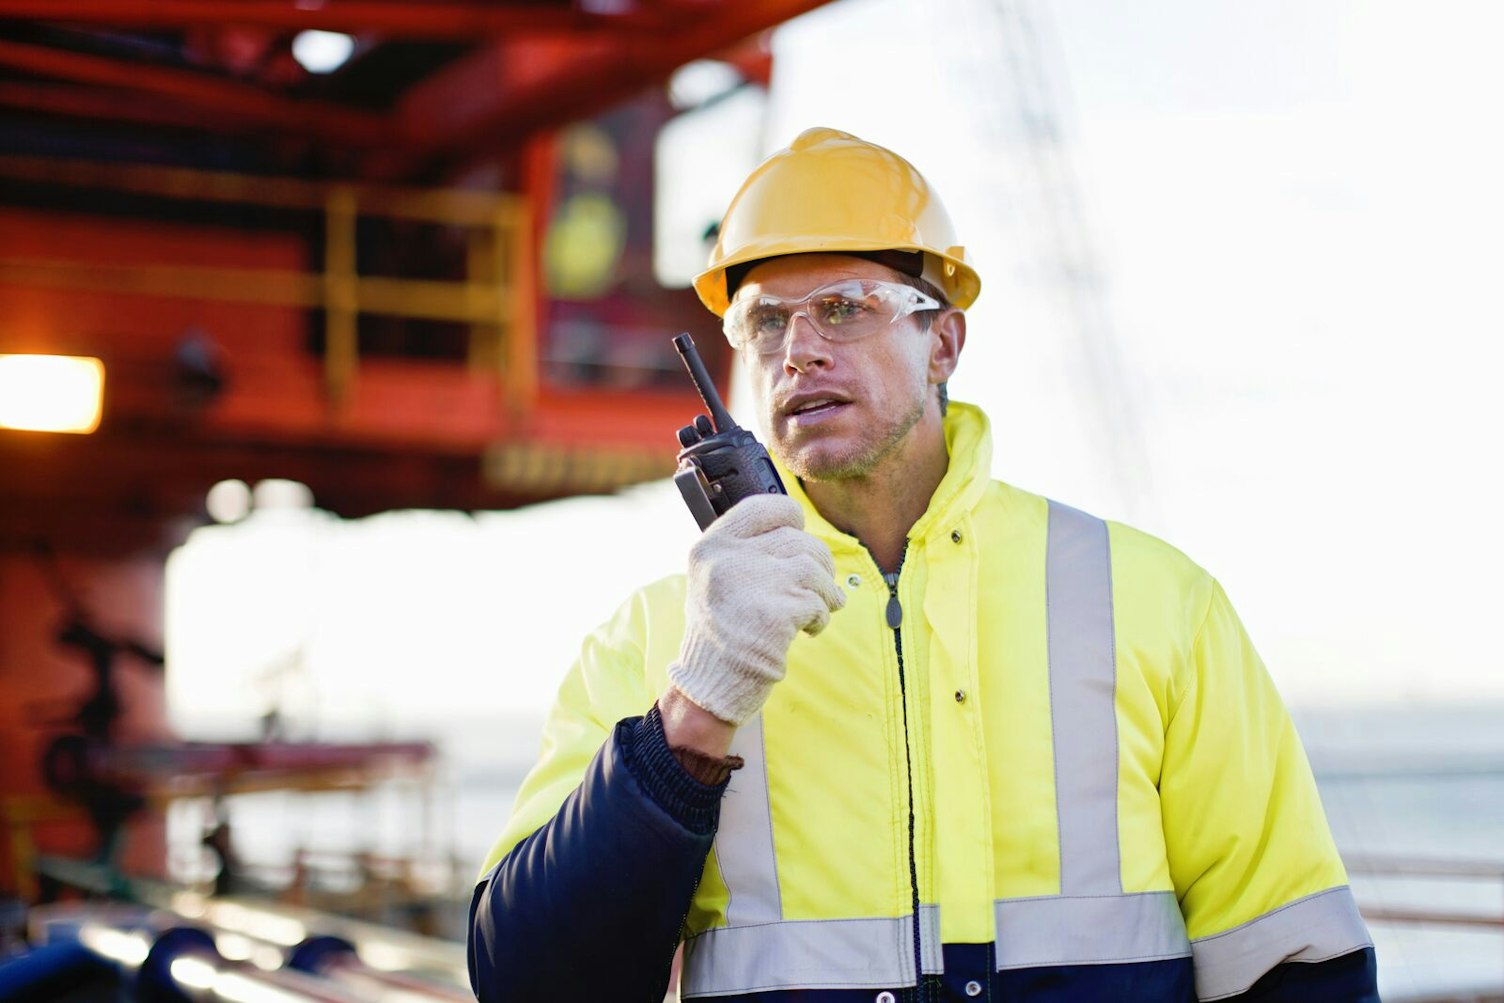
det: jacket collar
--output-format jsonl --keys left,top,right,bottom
{"left": 777, "top": 401, "right": 993, "bottom": 555}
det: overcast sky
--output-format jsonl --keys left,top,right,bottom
{"left": 1041, "top": 0, "right": 1504, "bottom": 705}
{"left": 168, "top": 0, "right": 1504, "bottom": 736}
{"left": 763, "top": 0, "right": 1504, "bottom": 706}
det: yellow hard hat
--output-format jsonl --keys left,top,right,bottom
{"left": 693, "top": 127, "right": 981, "bottom": 317}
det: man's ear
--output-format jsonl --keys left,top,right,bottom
{"left": 928, "top": 308, "right": 966, "bottom": 384}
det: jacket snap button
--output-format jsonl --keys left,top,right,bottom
{"left": 846, "top": 573, "right": 862, "bottom": 588}
{"left": 875, "top": 993, "right": 897, "bottom": 1003}
{"left": 965, "top": 980, "right": 983, "bottom": 997}
{"left": 951, "top": 529, "right": 962, "bottom": 543}
{"left": 954, "top": 689, "right": 966, "bottom": 703}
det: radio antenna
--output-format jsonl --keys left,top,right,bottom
{"left": 673, "top": 333, "right": 736, "bottom": 433}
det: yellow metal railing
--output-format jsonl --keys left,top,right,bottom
{"left": 0, "top": 154, "right": 535, "bottom": 413}
{"left": 0, "top": 794, "right": 87, "bottom": 902}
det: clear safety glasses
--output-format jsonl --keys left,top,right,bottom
{"left": 723, "top": 279, "right": 942, "bottom": 356}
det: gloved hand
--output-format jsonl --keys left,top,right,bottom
{"left": 669, "top": 494, "right": 846, "bottom": 726}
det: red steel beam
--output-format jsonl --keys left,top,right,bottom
{"left": 394, "top": 0, "right": 833, "bottom": 169}
{"left": 0, "top": 1, "right": 665, "bottom": 37}
{"left": 0, "top": 38, "right": 399, "bottom": 147}
{"left": 0, "top": 80, "right": 235, "bottom": 134}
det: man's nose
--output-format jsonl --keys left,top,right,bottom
{"left": 782, "top": 311, "right": 831, "bottom": 372}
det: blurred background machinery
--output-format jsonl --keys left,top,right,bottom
{"left": 0, "top": 2, "right": 830, "bottom": 998}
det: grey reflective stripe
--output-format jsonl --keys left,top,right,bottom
{"left": 994, "top": 891, "right": 1189, "bottom": 968}
{"left": 1045, "top": 500, "right": 1121, "bottom": 895}
{"left": 716, "top": 712, "right": 781, "bottom": 927}
{"left": 681, "top": 908, "right": 939, "bottom": 998}
{"left": 998, "top": 503, "right": 1190, "bottom": 971}
{"left": 919, "top": 903, "right": 942, "bottom": 976}
{"left": 1190, "top": 886, "right": 1373, "bottom": 1001}
{"left": 688, "top": 706, "right": 932, "bottom": 998}
{"left": 692, "top": 703, "right": 940, "bottom": 995}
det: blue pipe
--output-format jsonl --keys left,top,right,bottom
{"left": 137, "top": 926, "right": 218, "bottom": 1003}
{"left": 0, "top": 940, "right": 117, "bottom": 1001}
{"left": 287, "top": 934, "right": 358, "bottom": 976}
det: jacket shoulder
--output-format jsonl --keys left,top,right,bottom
{"left": 987, "top": 480, "right": 1215, "bottom": 609}
{"left": 1105, "top": 519, "right": 1214, "bottom": 613}
{"left": 985, "top": 481, "right": 1218, "bottom": 654}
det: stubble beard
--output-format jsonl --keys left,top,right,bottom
{"left": 771, "top": 386, "right": 928, "bottom": 483}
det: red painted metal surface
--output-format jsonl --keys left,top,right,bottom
{"left": 0, "top": 0, "right": 826, "bottom": 903}
{"left": 392, "top": 0, "right": 829, "bottom": 166}
{"left": 0, "top": 39, "right": 397, "bottom": 147}
{"left": 0, "top": 1, "right": 666, "bottom": 36}
{"left": 0, "top": 81, "right": 243, "bottom": 134}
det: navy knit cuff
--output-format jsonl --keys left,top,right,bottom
{"left": 622, "top": 705, "right": 732, "bottom": 836}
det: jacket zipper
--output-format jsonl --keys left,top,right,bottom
{"left": 881, "top": 549, "right": 927, "bottom": 1003}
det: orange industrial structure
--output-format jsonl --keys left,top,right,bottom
{"left": 0, "top": 0, "right": 833, "bottom": 912}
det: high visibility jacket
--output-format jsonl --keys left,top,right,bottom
{"left": 474, "top": 402, "right": 1375, "bottom": 1001}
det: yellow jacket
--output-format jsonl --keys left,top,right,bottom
{"left": 484, "top": 402, "right": 1371, "bottom": 1000}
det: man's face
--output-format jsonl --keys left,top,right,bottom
{"left": 733, "top": 254, "right": 947, "bottom": 482}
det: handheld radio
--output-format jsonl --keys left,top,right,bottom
{"left": 671, "top": 333, "right": 786, "bottom": 531}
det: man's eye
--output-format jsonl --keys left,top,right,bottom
{"left": 748, "top": 308, "right": 790, "bottom": 335}
{"left": 815, "top": 297, "right": 866, "bottom": 325}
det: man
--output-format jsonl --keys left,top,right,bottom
{"left": 468, "top": 128, "right": 1378, "bottom": 1002}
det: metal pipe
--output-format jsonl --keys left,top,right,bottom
{"left": 290, "top": 936, "right": 475, "bottom": 1001}
{"left": 166, "top": 893, "right": 469, "bottom": 990}
{"left": 122, "top": 924, "right": 367, "bottom": 1003}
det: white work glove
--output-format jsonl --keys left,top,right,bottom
{"left": 669, "top": 494, "right": 846, "bottom": 726}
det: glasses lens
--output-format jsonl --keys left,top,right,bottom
{"left": 736, "top": 301, "right": 793, "bottom": 352}
{"left": 807, "top": 282, "right": 893, "bottom": 339}
{"left": 725, "top": 280, "right": 921, "bottom": 354}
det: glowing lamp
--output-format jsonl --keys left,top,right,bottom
{"left": 291, "top": 30, "right": 355, "bottom": 74}
{"left": 0, "top": 354, "right": 106, "bottom": 433}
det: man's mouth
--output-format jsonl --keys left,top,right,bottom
{"left": 790, "top": 398, "right": 843, "bottom": 416}
{"left": 781, "top": 394, "right": 851, "bottom": 428}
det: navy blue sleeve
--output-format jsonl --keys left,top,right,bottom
{"left": 467, "top": 706, "right": 729, "bottom": 1003}
{"left": 1226, "top": 947, "right": 1380, "bottom": 1002}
